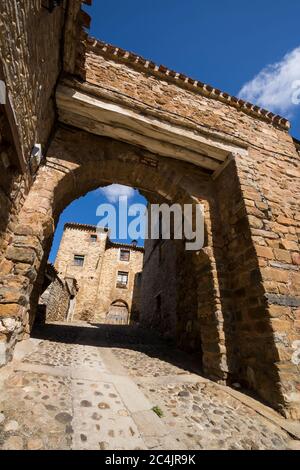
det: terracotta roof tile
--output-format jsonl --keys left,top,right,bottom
{"left": 107, "top": 239, "right": 145, "bottom": 252}
{"left": 64, "top": 222, "right": 108, "bottom": 232}
{"left": 63, "top": 222, "right": 144, "bottom": 251}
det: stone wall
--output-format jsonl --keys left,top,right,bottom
{"left": 1, "top": 124, "right": 299, "bottom": 417}
{"left": 0, "top": 0, "right": 70, "bottom": 274}
{"left": 97, "top": 242, "right": 144, "bottom": 323}
{"left": 54, "top": 223, "right": 144, "bottom": 322}
{"left": 0, "top": 1, "right": 66, "bottom": 160}
{"left": 0, "top": 107, "right": 31, "bottom": 363}
{"left": 0, "top": 0, "right": 86, "bottom": 259}
{"left": 140, "top": 199, "right": 223, "bottom": 368}
{"left": 40, "top": 278, "right": 70, "bottom": 323}
{"left": 54, "top": 224, "right": 108, "bottom": 320}
{"left": 0, "top": 109, "right": 30, "bottom": 259}
{"left": 79, "top": 39, "right": 289, "bottom": 136}
{"left": 0, "top": 7, "right": 299, "bottom": 418}
{"left": 38, "top": 264, "right": 78, "bottom": 323}
{"left": 224, "top": 149, "right": 300, "bottom": 416}
{"left": 68, "top": 40, "right": 300, "bottom": 416}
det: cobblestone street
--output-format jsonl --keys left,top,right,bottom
{"left": 0, "top": 322, "right": 299, "bottom": 450}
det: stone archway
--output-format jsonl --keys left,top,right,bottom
{"left": 0, "top": 0, "right": 299, "bottom": 421}
{"left": 1, "top": 123, "right": 298, "bottom": 418}
{"left": 7, "top": 127, "right": 223, "bottom": 379}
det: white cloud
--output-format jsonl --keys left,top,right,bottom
{"left": 98, "top": 184, "right": 135, "bottom": 203}
{"left": 239, "top": 46, "right": 300, "bottom": 117}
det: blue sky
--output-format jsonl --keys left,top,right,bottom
{"left": 48, "top": 0, "right": 300, "bottom": 263}
{"left": 49, "top": 187, "right": 147, "bottom": 263}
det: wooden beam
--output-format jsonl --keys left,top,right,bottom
{"left": 212, "top": 154, "right": 235, "bottom": 180}
{"left": 58, "top": 108, "right": 219, "bottom": 171}
{"left": 57, "top": 85, "right": 245, "bottom": 161}
{"left": 56, "top": 85, "right": 249, "bottom": 171}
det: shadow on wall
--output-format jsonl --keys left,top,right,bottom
{"left": 176, "top": 240, "right": 204, "bottom": 356}
{"left": 0, "top": 104, "right": 25, "bottom": 259}
{"left": 213, "top": 159, "right": 284, "bottom": 409}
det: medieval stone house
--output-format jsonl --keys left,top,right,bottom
{"left": 53, "top": 222, "right": 143, "bottom": 323}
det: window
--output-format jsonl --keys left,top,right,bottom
{"left": 90, "top": 234, "right": 97, "bottom": 243}
{"left": 120, "top": 248, "right": 130, "bottom": 261}
{"left": 116, "top": 271, "right": 128, "bottom": 288}
{"left": 73, "top": 255, "right": 85, "bottom": 267}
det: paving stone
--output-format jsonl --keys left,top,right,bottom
{"left": 4, "top": 420, "right": 19, "bottom": 432}
{"left": 2, "top": 435, "right": 24, "bottom": 450}
{"left": 0, "top": 323, "right": 293, "bottom": 450}
{"left": 27, "top": 438, "right": 44, "bottom": 450}
{"left": 287, "top": 440, "right": 300, "bottom": 450}
{"left": 55, "top": 412, "right": 73, "bottom": 424}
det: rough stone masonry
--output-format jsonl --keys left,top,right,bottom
{"left": 0, "top": 0, "right": 299, "bottom": 419}
{"left": 53, "top": 222, "right": 143, "bottom": 323}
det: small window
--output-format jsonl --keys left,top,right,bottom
{"left": 116, "top": 271, "right": 128, "bottom": 288}
{"left": 73, "top": 255, "right": 85, "bottom": 266}
{"left": 120, "top": 248, "right": 130, "bottom": 261}
{"left": 90, "top": 234, "right": 97, "bottom": 243}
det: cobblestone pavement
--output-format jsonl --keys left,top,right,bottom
{"left": 0, "top": 322, "right": 299, "bottom": 450}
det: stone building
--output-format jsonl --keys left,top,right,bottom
{"left": 140, "top": 224, "right": 204, "bottom": 356}
{"left": 54, "top": 222, "right": 144, "bottom": 323}
{"left": 140, "top": 236, "right": 202, "bottom": 356}
{"left": 0, "top": 1, "right": 299, "bottom": 418}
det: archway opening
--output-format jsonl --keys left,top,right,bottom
{"left": 32, "top": 173, "right": 206, "bottom": 377}
{"left": 38, "top": 184, "right": 148, "bottom": 328}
